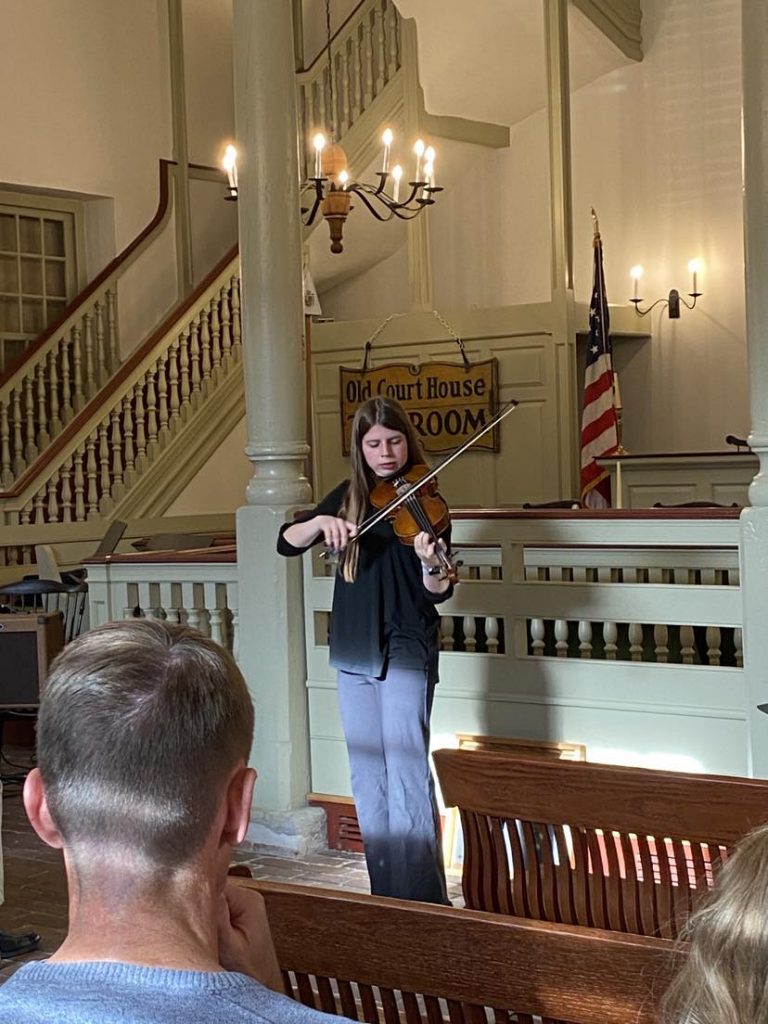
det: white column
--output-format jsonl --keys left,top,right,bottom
{"left": 740, "top": 0, "right": 768, "bottom": 777}
{"left": 232, "top": 0, "right": 322, "bottom": 851}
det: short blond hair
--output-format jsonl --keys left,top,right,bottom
{"left": 37, "top": 619, "right": 254, "bottom": 867}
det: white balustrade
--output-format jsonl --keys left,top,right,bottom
{"left": 87, "top": 559, "right": 238, "bottom": 659}
{"left": 1, "top": 268, "right": 242, "bottom": 527}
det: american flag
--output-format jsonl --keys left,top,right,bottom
{"left": 580, "top": 225, "right": 618, "bottom": 508}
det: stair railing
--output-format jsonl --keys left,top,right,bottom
{"left": 296, "top": 0, "right": 402, "bottom": 180}
{"left": 0, "top": 160, "right": 175, "bottom": 490}
{"left": 0, "top": 245, "right": 240, "bottom": 526}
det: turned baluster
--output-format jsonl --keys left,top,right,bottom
{"left": 654, "top": 624, "right": 669, "bottom": 663}
{"left": 188, "top": 317, "right": 202, "bottom": 407}
{"left": 375, "top": 2, "right": 386, "bottom": 94}
{"left": 23, "top": 376, "right": 38, "bottom": 463}
{"left": 106, "top": 287, "right": 119, "bottom": 373}
{"left": 351, "top": 24, "right": 362, "bottom": 119}
{"left": 178, "top": 327, "right": 192, "bottom": 418}
{"left": 48, "top": 350, "right": 62, "bottom": 434}
{"left": 72, "top": 322, "right": 85, "bottom": 411}
{"left": 182, "top": 581, "right": 202, "bottom": 633}
{"left": 463, "top": 616, "right": 477, "bottom": 652}
{"left": 0, "top": 400, "right": 12, "bottom": 487}
{"left": 167, "top": 339, "right": 181, "bottom": 430}
{"left": 209, "top": 296, "right": 222, "bottom": 380}
{"left": 98, "top": 420, "right": 112, "bottom": 513}
{"left": 122, "top": 393, "right": 136, "bottom": 485}
{"left": 60, "top": 338, "right": 73, "bottom": 423}
{"left": 386, "top": 0, "right": 399, "bottom": 77}
{"left": 145, "top": 372, "right": 159, "bottom": 455}
{"left": 85, "top": 434, "right": 99, "bottom": 518}
{"left": 109, "top": 409, "right": 125, "bottom": 502}
{"left": 199, "top": 308, "right": 212, "bottom": 394}
{"left": 134, "top": 382, "right": 147, "bottom": 469}
{"left": 317, "top": 70, "right": 328, "bottom": 136}
{"left": 47, "top": 476, "right": 59, "bottom": 522}
{"left": 205, "top": 583, "right": 224, "bottom": 646}
{"left": 11, "top": 389, "right": 24, "bottom": 475}
{"left": 231, "top": 278, "right": 241, "bottom": 359}
{"left": 219, "top": 287, "right": 232, "bottom": 365}
{"left": 485, "top": 616, "right": 499, "bottom": 654}
{"left": 83, "top": 311, "right": 96, "bottom": 399}
{"left": 160, "top": 582, "right": 181, "bottom": 624}
{"left": 36, "top": 362, "right": 50, "bottom": 449}
{"left": 530, "top": 618, "right": 545, "bottom": 655}
{"left": 628, "top": 622, "right": 644, "bottom": 661}
{"left": 94, "top": 299, "right": 108, "bottom": 385}
{"left": 603, "top": 621, "right": 618, "bottom": 660}
{"left": 362, "top": 11, "right": 374, "bottom": 106}
{"left": 33, "top": 491, "right": 46, "bottom": 524}
{"left": 60, "top": 456, "right": 73, "bottom": 523}
{"left": 340, "top": 44, "right": 351, "bottom": 133}
{"left": 156, "top": 358, "right": 170, "bottom": 445}
{"left": 554, "top": 619, "right": 569, "bottom": 657}
{"left": 706, "top": 626, "right": 722, "bottom": 666}
{"left": 20, "top": 502, "right": 32, "bottom": 525}
{"left": 226, "top": 581, "right": 239, "bottom": 659}
{"left": 578, "top": 620, "right": 593, "bottom": 658}
{"left": 680, "top": 624, "right": 696, "bottom": 664}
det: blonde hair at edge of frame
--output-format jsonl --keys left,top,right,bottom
{"left": 340, "top": 397, "right": 427, "bottom": 583}
{"left": 659, "top": 821, "right": 768, "bottom": 1024}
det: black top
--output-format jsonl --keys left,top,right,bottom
{"left": 277, "top": 480, "right": 453, "bottom": 679}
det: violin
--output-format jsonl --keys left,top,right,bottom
{"left": 369, "top": 464, "right": 458, "bottom": 584}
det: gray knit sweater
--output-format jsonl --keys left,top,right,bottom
{"left": 0, "top": 960, "right": 348, "bottom": 1023}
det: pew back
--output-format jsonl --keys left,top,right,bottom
{"left": 433, "top": 749, "right": 768, "bottom": 939}
{"left": 249, "top": 879, "right": 679, "bottom": 1024}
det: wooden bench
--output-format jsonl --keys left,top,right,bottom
{"left": 433, "top": 748, "right": 768, "bottom": 938}
{"left": 248, "top": 879, "right": 680, "bottom": 1024}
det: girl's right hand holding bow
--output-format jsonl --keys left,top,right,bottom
{"left": 282, "top": 514, "right": 358, "bottom": 552}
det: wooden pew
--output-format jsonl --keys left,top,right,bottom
{"left": 433, "top": 748, "right": 768, "bottom": 938}
{"left": 248, "top": 879, "right": 680, "bottom": 1024}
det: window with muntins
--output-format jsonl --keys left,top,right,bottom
{"left": 0, "top": 201, "right": 79, "bottom": 373}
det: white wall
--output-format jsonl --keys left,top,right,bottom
{"left": 321, "top": 0, "right": 747, "bottom": 457}
{"left": 166, "top": 416, "right": 250, "bottom": 515}
{"left": 0, "top": 0, "right": 172, "bottom": 255}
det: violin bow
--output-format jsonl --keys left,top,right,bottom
{"left": 352, "top": 398, "right": 519, "bottom": 542}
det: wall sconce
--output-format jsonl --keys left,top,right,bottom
{"left": 629, "top": 260, "right": 703, "bottom": 318}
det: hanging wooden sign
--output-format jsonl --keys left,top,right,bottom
{"left": 340, "top": 359, "right": 500, "bottom": 455}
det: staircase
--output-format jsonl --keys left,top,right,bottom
{"left": 0, "top": 0, "right": 403, "bottom": 550}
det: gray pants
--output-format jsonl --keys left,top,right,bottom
{"left": 337, "top": 666, "right": 449, "bottom": 905}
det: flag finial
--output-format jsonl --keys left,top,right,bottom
{"left": 591, "top": 207, "right": 601, "bottom": 244}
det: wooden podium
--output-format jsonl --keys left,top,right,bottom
{"left": 0, "top": 612, "right": 65, "bottom": 707}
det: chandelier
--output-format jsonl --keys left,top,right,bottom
{"left": 221, "top": 0, "right": 442, "bottom": 255}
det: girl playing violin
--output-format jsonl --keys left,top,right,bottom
{"left": 277, "top": 396, "right": 451, "bottom": 905}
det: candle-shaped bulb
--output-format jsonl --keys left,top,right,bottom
{"left": 222, "top": 144, "right": 238, "bottom": 190}
{"left": 688, "top": 258, "right": 702, "bottom": 294}
{"left": 630, "top": 264, "right": 643, "bottom": 300}
{"left": 338, "top": 169, "right": 349, "bottom": 189}
{"left": 381, "top": 127, "right": 393, "bottom": 174}
{"left": 312, "top": 133, "right": 326, "bottom": 178}
{"left": 413, "top": 138, "right": 425, "bottom": 181}
{"left": 424, "top": 145, "right": 435, "bottom": 163}
{"left": 423, "top": 160, "right": 434, "bottom": 189}
{"left": 392, "top": 164, "right": 403, "bottom": 203}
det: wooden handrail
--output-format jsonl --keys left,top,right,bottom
{"left": 0, "top": 242, "right": 239, "bottom": 499}
{"left": 0, "top": 159, "right": 174, "bottom": 390}
{"left": 297, "top": 0, "right": 368, "bottom": 74}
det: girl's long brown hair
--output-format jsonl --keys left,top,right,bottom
{"left": 340, "top": 397, "right": 427, "bottom": 582}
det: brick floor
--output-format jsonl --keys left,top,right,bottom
{"left": 1, "top": 755, "right": 462, "bottom": 981}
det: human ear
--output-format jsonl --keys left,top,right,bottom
{"left": 222, "top": 764, "right": 257, "bottom": 848}
{"left": 23, "top": 768, "right": 64, "bottom": 849}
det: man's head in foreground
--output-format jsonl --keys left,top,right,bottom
{"left": 23, "top": 619, "right": 258, "bottom": 967}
